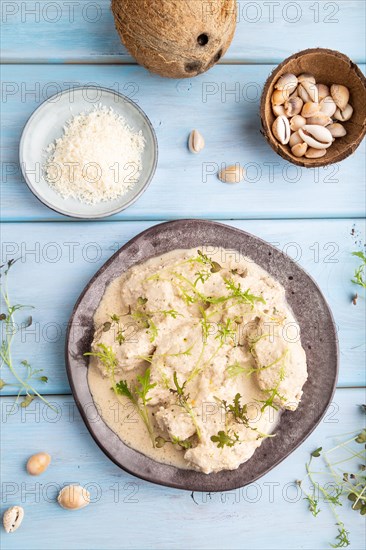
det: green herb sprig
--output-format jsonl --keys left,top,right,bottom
{"left": 155, "top": 435, "right": 193, "bottom": 450}
{"left": 170, "top": 372, "right": 201, "bottom": 439}
{"left": 103, "top": 314, "right": 125, "bottom": 345}
{"left": 351, "top": 251, "right": 366, "bottom": 289}
{"left": 211, "top": 393, "right": 275, "bottom": 448}
{"left": 296, "top": 411, "right": 366, "bottom": 548}
{"left": 85, "top": 344, "right": 157, "bottom": 446}
{"left": 211, "top": 430, "right": 239, "bottom": 448}
{"left": 224, "top": 279, "right": 266, "bottom": 308}
{"left": 0, "top": 259, "right": 53, "bottom": 411}
{"left": 131, "top": 298, "right": 183, "bottom": 342}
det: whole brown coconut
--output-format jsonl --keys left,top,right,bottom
{"left": 111, "top": 0, "right": 237, "bottom": 78}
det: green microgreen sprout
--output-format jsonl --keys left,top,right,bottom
{"left": 351, "top": 251, "right": 366, "bottom": 289}
{"left": 131, "top": 298, "right": 183, "bottom": 343}
{"left": 103, "top": 313, "right": 126, "bottom": 345}
{"left": 226, "top": 361, "right": 248, "bottom": 378}
{"left": 0, "top": 259, "right": 54, "bottom": 412}
{"left": 211, "top": 393, "right": 275, "bottom": 448}
{"left": 155, "top": 434, "right": 193, "bottom": 450}
{"left": 296, "top": 410, "right": 366, "bottom": 548}
{"left": 170, "top": 372, "right": 201, "bottom": 439}
{"left": 211, "top": 430, "right": 239, "bottom": 448}
{"left": 84, "top": 344, "right": 157, "bottom": 446}
{"left": 223, "top": 279, "right": 266, "bottom": 308}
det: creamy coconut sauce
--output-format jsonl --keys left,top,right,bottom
{"left": 87, "top": 248, "right": 308, "bottom": 474}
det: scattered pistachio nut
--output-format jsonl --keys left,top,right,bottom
{"left": 289, "top": 131, "right": 303, "bottom": 148}
{"left": 218, "top": 165, "right": 245, "bottom": 184}
{"left": 272, "top": 115, "right": 290, "bottom": 145}
{"left": 3, "top": 506, "right": 24, "bottom": 533}
{"left": 298, "top": 125, "right": 333, "bottom": 149}
{"left": 188, "top": 129, "right": 205, "bottom": 154}
{"left": 305, "top": 147, "right": 327, "bottom": 159}
{"left": 334, "top": 104, "right": 353, "bottom": 122}
{"left": 330, "top": 84, "right": 350, "bottom": 111}
{"left": 301, "top": 101, "right": 320, "bottom": 118}
{"left": 284, "top": 97, "right": 303, "bottom": 117}
{"left": 26, "top": 452, "right": 51, "bottom": 476}
{"left": 275, "top": 73, "right": 298, "bottom": 93}
{"left": 319, "top": 96, "right": 337, "bottom": 117}
{"left": 291, "top": 142, "right": 308, "bottom": 157}
{"left": 327, "top": 123, "right": 347, "bottom": 138}
{"left": 290, "top": 115, "right": 306, "bottom": 132}
{"left": 306, "top": 113, "right": 333, "bottom": 127}
{"left": 317, "top": 83, "right": 330, "bottom": 102}
{"left": 57, "top": 485, "right": 90, "bottom": 511}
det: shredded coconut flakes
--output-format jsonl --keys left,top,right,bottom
{"left": 44, "top": 106, "right": 146, "bottom": 204}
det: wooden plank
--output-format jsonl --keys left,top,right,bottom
{"left": 0, "top": 219, "right": 364, "bottom": 395}
{"left": 2, "top": 64, "right": 365, "bottom": 222}
{"left": 1, "top": 388, "right": 365, "bottom": 550}
{"left": 1, "top": 1, "right": 365, "bottom": 64}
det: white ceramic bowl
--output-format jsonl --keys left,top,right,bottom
{"left": 19, "top": 86, "right": 158, "bottom": 219}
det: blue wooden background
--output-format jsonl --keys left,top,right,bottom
{"left": 1, "top": 1, "right": 365, "bottom": 549}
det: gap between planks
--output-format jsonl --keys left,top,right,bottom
{"left": 0, "top": 59, "right": 299, "bottom": 66}
{"left": 1, "top": 216, "right": 366, "bottom": 224}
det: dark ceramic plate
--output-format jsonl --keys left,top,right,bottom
{"left": 65, "top": 220, "right": 338, "bottom": 491}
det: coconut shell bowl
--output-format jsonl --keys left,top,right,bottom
{"left": 260, "top": 48, "right": 366, "bottom": 168}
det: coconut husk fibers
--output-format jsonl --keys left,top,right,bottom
{"left": 112, "top": 0, "right": 237, "bottom": 78}
{"left": 260, "top": 48, "right": 366, "bottom": 168}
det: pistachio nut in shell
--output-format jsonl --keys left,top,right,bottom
{"left": 317, "top": 83, "right": 330, "bottom": 102}
{"left": 26, "top": 452, "right": 51, "bottom": 475}
{"left": 289, "top": 131, "right": 303, "bottom": 148}
{"left": 218, "top": 165, "right": 245, "bottom": 184}
{"left": 327, "top": 123, "right": 347, "bottom": 138}
{"left": 305, "top": 147, "right": 327, "bottom": 159}
{"left": 300, "top": 80, "right": 319, "bottom": 103}
{"left": 58, "top": 485, "right": 90, "bottom": 510}
{"left": 298, "top": 125, "right": 333, "bottom": 149}
{"left": 284, "top": 97, "right": 303, "bottom": 117}
{"left": 290, "top": 115, "right": 306, "bottom": 132}
{"left": 3, "top": 506, "right": 24, "bottom": 533}
{"left": 306, "top": 113, "right": 333, "bottom": 127}
{"left": 301, "top": 102, "right": 320, "bottom": 118}
{"left": 272, "top": 104, "right": 286, "bottom": 117}
{"left": 291, "top": 142, "right": 308, "bottom": 158}
{"left": 275, "top": 73, "right": 298, "bottom": 93}
{"left": 319, "top": 96, "right": 337, "bottom": 117}
{"left": 297, "top": 73, "right": 316, "bottom": 84}
{"left": 297, "top": 83, "right": 312, "bottom": 103}
{"left": 289, "top": 88, "right": 299, "bottom": 99}
{"left": 330, "top": 84, "right": 350, "bottom": 111}
{"left": 272, "top": 115, "right": 290, "bottom": 145}
{"left": 334, "top": 104, "right": 353, "bottom": 122}
{"left": 188, "top": 129, "right": 205, "bottom": 154}
{"left": 271, "top": 88, "right": 290, "bottom": 106}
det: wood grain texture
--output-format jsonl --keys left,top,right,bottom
{"left": 2, "top": 1, "right": 365, "bottom": 64}
{"left": 1, "top": 388, "right": 365, "bottom": 550}
{"left": 0, "top": 219, "right": 364, "bottom": 395}
{"left": 1, "top": 64, "right": 365, "bottom": 222}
